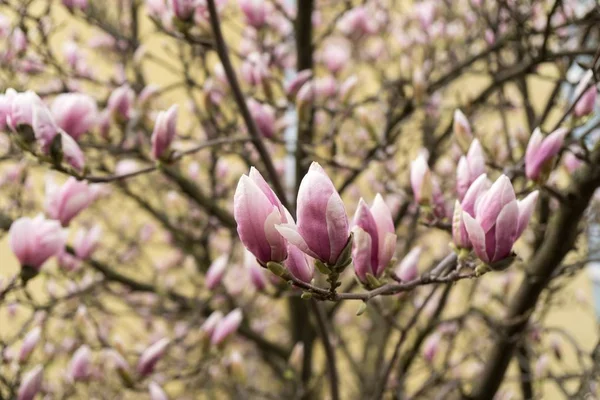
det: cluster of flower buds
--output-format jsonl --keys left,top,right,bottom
{"left": 1, "top": 89, "right": 88, "bottom": 172}
{"left": 235, "top": 162, "right": 398, "bottom": 288}
{"left": 200, "top": 309, "right": 244, "bottom": 346}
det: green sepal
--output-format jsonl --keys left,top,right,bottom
{"left": 334, "top": 232, "right": 354, "bottom": 269}
{"left": 300, "top": 292, "right": 312, "bottom": 300}
{"left": 365, "top": 273, "right": 383, "bottom": 288}
{"left": 266, "top": 261, "right": 286, "bottom": 277}
{"left": 487, "top": 253, "right": 517, "bottom": 271}
{"left": 356, "top": 301, "right": 368, "bottom": 316}
{"left": 315, "top": 260, "right": 332, "bottom": 275}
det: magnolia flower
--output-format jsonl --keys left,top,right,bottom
{"left": 19, "top": 327, "right": 41, "bottom": 363}
{"left": 62, "top": 0, "right": 88, "bottom": 12}
{"left": 107, "top": 85, "right": 135, "bottom": 120}
{"left": 462, "top": 175, "right": 539, "bottom": 265}
{"left": 8, "top": 91, "right": 44, "bottom": 132}
{"left": 211, "top": 309, "right": 243, "bottom": 345}
{"left": 201, "top": 311, "right": 224, "bottom": 338}
{"left": 247, "top": 98, "right": 275, "bottom": 138}
{"left": 205, "top": 255, "right": 228, "bottom": 290}
{"left": 9, "top": 214, "right": 66, "bottom": 270}
{"left": 68, "top": 345, "right": 91, "bottom": 382}
{"left": 51, "top": 93, "right": 98, "bottom": 140}
{"left": 241, "top": 53, "right": 270, "bottom": 88}
{"left": 456, "top": 139, "right": 486, "bottom": 201}
{"left": 276, "top": 162, "right": 350, "bottom": 265}
{"left": 352, "top": 194, "right": 396, "bottom": 283}
{"left": 573, "top": 70, "right": 597, "bottom": 118}
{"left": 169, "top": 0, "right": 196, "bottom": 21}
{"left": 452, "top": 174, "right": 491, "bottom": 250}
{"left": 234, "top": 167, "right": 290, "bottom": 264}
{"left": 338, "top": 6, "right": 377, "bottom": 37}
{"left": 285, "top": 70, "right": 312, "bottom": 98}
{"left": 410, "top": 152, "right": 445, "bottom": 217}
{"left": 149, "top": 381, "right": 169, "bottom": 400}
{"left": 45, "top": 177, "right": 95, "bottom": 226}
{"left": 285, "top": 244, "right": 314, "bottom": 283}
{"left": 17, "top": 365, "right": 43, "bottom": 400}
{"left": 238, "top": 0, "right": 267, "bottom": 28}
{"left": 151, "top": 104, "right": 178, "bottom": 160}
{"left": 322, "top": 40, "right": 351, "bottom": 74}
{"left": 524, "top": 127, "right": 568, "bottom": 181}
{"left": 137, "top": 338, "right": 170, "bottom": 376}
{"left": 423, "top": 333, "right": 440, "bottom": 363}
{"left": 73, "top": 225, "right": 102, "bottom": 259}
{"left": 396, "top": 247, "right": 421, "bottom": 282}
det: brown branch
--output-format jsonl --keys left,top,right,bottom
{"left": 205, "top": 0, "right": 289, "bottom": 209}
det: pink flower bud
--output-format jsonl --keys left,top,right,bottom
{"left": 8, "top": 91, "right": 44, "bottom": 132}
{"left": 149, "top": 381, "right": 169, "bottom": 400}
{"left": 136, "top": 338, "right": 170, "bottom": 376}
{"left": 211, "top": 309, "right": 243, "bottom": 345}
{"left": 247, "top": 99, "right": 275, "bottom": 138}
{"left": 562, "top": 146, "right": 584, "bottom": 173}
{"left": 462, "top": 175, "right": 538, "bottom": 264}
{"left": 62, "top": 0, "right": 88, "bottom": 11}
{"left": 414, "top": 0, "right": 436, "bottom": 28}
{"left": 423, "top": 333, "right": 440, "bottom": 363}
{"left": 201, "top": 311, "right": 223, "bottom": 338}
{"left": 51, "top": 93, "right": 98, "bottom": 140}
{"left": 396, "top": 247, "right": 421, "bottom": 281}
{"left": 169, "top": 0, "right": 196, "bottom": 20}
{"left": 139, "top": 84, "right": 160, "bottom": 106}
{"left": 410, "top": 152, "right": 439, "bottom": 206}
{"left": 525, "top": 127, "right": 568, "bottom": 181}
{"left": 456, "top": 139, "right": 485, "bottom": 201}
{"left": 45, "top": 177, "right": 95, "bottom": 226}
{"left": 314, "top": 76, "right": 337, "bottom": 100}
{"left": 535, "top": 354, "right": 550, "bottom": 377}
{"left": 0, "top": 88, "right": 17, "bottom": 131}
{"left": 151, "top": 104, "right": 178, "bottom": 160}
{"left": 11, "top": 28, "right": 27, "bottom": 55}
{"left": 322, "top": 40, "right": 350, "bottom": 74}
{"left": 107, "top": 85, "right": 135, "bottom": 120}
{"left": 205, "top": 255, "right": 228, "bottom": 290}
{"left": 285, "top": 244, "right": 314, "bottom": 283}
{"left": 68, "top": 345, "right": 91, "bottom": 381}
{"left": 19, "top": 327, "right": 41, "bottom": 363}
{"left": 248, "top": 261, "right": 268, "bottom": 291}
{"left": 146, "top": 0, "right": 168, "bottom": 19}
{"left": 574, "top": 86, "right": 597, "bottom": 118}
{"left": 352, "top": 194, "right": 396, "bottom": 282}
{"left": 18, "top": 365, "right": 43, "bottom": 400}
{"left": 276, "top": 162, "right": 349, "bottom": 265}
{"left": 240, "top": 52, "right": 270, "bottom": 86}
{"left": 73, "top": 225, "right": 102, "bottom": 259}
{"left": 238, "top": 0, "right": 267, "bottom": 28}
{"left": 573, "top": 70, "right": 596, "bottom": 118}
{"left": 337, "top": 6, "right": 376, "bottom": 38}
{"left": 32, "top": 103, "right": 61, "bottom": 151}
{"left": 57, "top": 248, "right": 82, "bottom": 272}
{"left": 9, "top": 214, "right": 66, "bottom": 270}
{"left": 59, "top": 132, "right": 86, "bottom": 171}
{"left": 285, "top": 70, "right": 312, "bottom": 98}
{"left": 234, "top": 167, "right": 289, "bottom": 264}
{"left": 339, "top": 75, "right": 358, "bottom": 103}
{"left": 453, "top": 109, "right": 473, "bottom": 151}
